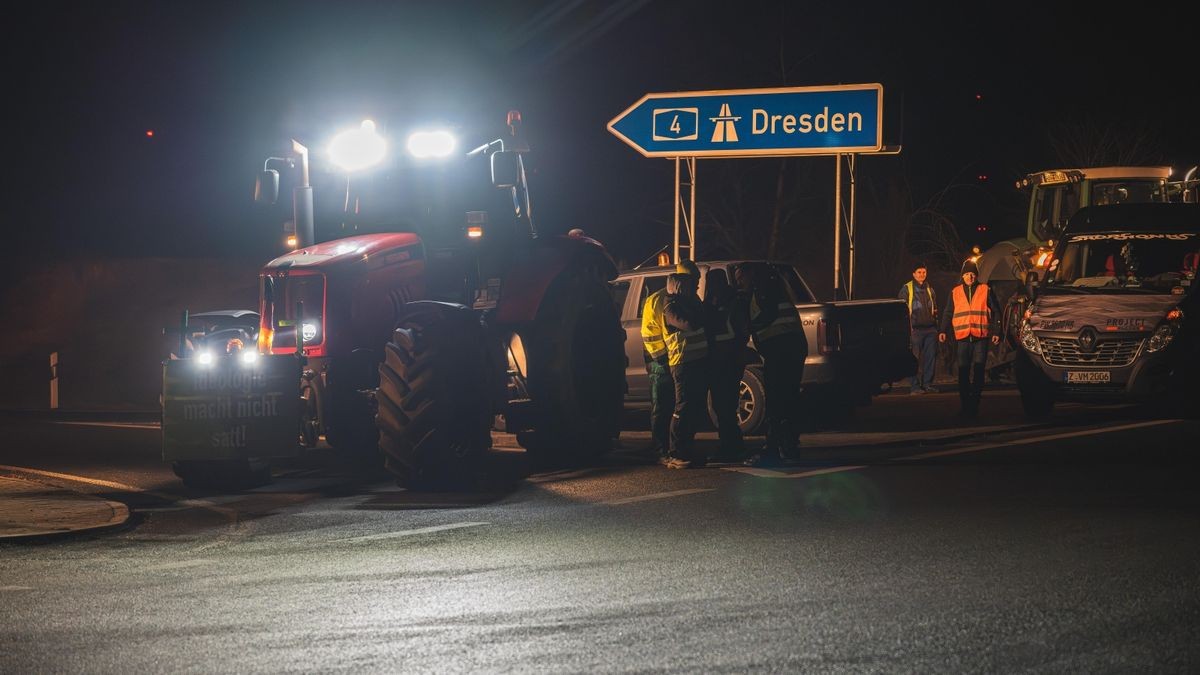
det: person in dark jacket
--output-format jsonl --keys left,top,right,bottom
{"left": 899, "top": 262, "right": 939, "bottom": 394}
{"left": 662, "top": 271, "right": 709, "bottom": 469}
{"left": 735, "top": 264, "right": 806, "bottom": 466}
{"left": 704, "top": 267, "right": 747, "bottom": 462}
{"left": 939, "top": 259, "right": 1001, "bottom": 418}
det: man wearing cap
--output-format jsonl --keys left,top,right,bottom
{"left": 662, "top": 262, "right": 708, "bottom": 468}
{"left": 898, "top": 262, "right": 939, "bottom": 394}
{"left": 939, "top": 259, "right": 1001, "bottom": 418}
{"left": 640, "top": 259, "right": 702, "bottom": 460}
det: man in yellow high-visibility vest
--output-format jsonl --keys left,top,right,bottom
{"left": 939, "top": 259, "right": 1001, "bottom": 419}
{"left": 640, "top": 277, "right": 674, "bottom": 460}
{"left": 898, "top": 262, "right": 938, "bottom": 394}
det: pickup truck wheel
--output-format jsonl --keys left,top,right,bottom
{"left": 1015, "top": 352, "right": 1055, "bottom": 419}
{"left": 707, "top": 365, "right": 766, "bottom": 436}
{"left": 376, "top": 305, "right": 492, "bottom": 489}
{"left": 520, "top": 268, "right": 625, "bottom": 465}
{"left": 172, "top": 459, "right": 271, "bottom": 491}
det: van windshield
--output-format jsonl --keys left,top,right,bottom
{"left": 1050, "top": 232, "right": 1199, "bottom": 294}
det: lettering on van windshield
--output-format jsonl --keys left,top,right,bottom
{"left": 1069, "top": 233, "right": 1196, "bottom": 242}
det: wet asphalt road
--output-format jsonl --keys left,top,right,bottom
{"left": 2, "top": 390, "right": 1199, "bottom": 672}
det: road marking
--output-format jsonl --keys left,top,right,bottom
{"left": 335, "top": 521, "right": 490, "bottom": 543}
{"left": 0, "top": 586, "right": 35, "bottom": 592}
{"left": 141, "top": 559, "right": 215, "bottom": 572}
{"left": 900, "top": 418, "right": 1182, "bottom": 461}
{"left": 720, "top": 419, "right": 1184, "bottom": 479}
{"left": 0, "top": 464, "right": 239, "bottom": 522}
{"left": 603, "top": 488, "right": 714, "bottom": 505}
{"left": 53, "top": 421, "right": 160, "bottom": 430}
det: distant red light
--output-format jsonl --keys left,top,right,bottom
{"left": 978, "top": 174, "right": 988, "bottom": 181}
{"left": 145, "top": 130, "right": 155, "bottom": 138}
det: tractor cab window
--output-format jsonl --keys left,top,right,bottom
{"left": 1032, "top": 186, "right": 1069, "bottom": 243}
{"left": 265, "top": 273, "right": 326, "bottom": 347}
{"left": 1090, "top": 180, "right": 1165, "bottom": 206}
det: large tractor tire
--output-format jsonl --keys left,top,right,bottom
{"left": 172, "top": 459, "right": 271, "bottom": 492}
{"left": 376, "top": 304, "right": 493, "bottom": 489}
{"left": 517, "top": 267, "right": 625, "bottom": 466}
{"left": 706, "top": 365, "right": 766, "bottom": 436}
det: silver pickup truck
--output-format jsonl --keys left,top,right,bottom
{"left": 613, "top": 260, "right": 915, "bottom": 433}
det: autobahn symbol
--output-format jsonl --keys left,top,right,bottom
{"left": 709, "top": 103, "right": 740, "bottom": 143}
{"left": 608, "top": 83, "right": 883, "bottom": 158}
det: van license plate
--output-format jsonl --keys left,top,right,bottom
{"left": 1066, "top": 371, "right": 1110, "bottom": 383}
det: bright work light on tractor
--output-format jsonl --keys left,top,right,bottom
{"left": 329, "top": 120, "right": 387, "bottom": 172}
{"left": 406, "top": 130, "right": 457, "bottom": 158}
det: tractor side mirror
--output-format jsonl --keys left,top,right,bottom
{"left": 490, "top": 151, "right": 520, "bottom": 189}
{"left": 255, "top": 169, "right": 280, "bottom": 204}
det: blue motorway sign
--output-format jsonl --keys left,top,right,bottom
{"left": 608, "top": 84, "right": 882, "bottom": 158}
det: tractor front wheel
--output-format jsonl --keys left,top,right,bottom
{"left": 376, "top": 304, "right": 493, "bottom": 489}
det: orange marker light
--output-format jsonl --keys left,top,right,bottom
{"left": 145, "top": 130, "right": 154, "bottom": 138}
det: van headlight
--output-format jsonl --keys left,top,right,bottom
{"left": 1019, "top": 321, "right": 1041, "bottom": 354}
{"left": 1146, "top": 324, "right": 1175, "bottom": 353}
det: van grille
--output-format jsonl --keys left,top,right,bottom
{"left": 1038, "top": 336, "right": 1143, "bottom": 367}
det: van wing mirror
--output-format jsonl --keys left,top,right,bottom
{"left": 1024, "top": 270, "right": 1040, "bottom": 296}
{"left": 255, "top": 169, "right": 280, "bottom": 204}
{"left": 490, "top": 151, "right": 520, "bottom": 188}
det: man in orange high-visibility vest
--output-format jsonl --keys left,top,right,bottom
{"left": 938, "top": 259, "right": 1001, "bottom": 419}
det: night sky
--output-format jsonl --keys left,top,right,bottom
{"left": 8, "top": 1, "right": 1198, "bottom": 289}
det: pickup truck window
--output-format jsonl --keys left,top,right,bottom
{"left": 636, "top": 275, "right": 668, "bottom": 318}
{"left": 610, "top": 280, "right": 631, "bottom": 316}
{"left": 771, "top": 264, "right": 816, "bottom": 303}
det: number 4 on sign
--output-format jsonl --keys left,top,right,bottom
{"left": 670, "top": 115, "right": 681, "bottom": 134}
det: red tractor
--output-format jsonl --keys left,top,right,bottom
{"left": 253, "top": 113, "right": 625, "bottom": 488}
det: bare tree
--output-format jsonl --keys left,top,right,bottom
{"left": 1047, "top": 117, "right": 1165, "bottom": 167}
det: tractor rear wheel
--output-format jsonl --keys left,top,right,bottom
{"left": 376, "top": 304, "right": 493, "bottom": 489}
{"left": 518, "top": 268, "right": 625, "bottom": 466}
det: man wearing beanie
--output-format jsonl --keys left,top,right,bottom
{"left": 938, "top": 258, "right": 1001, "bottom": 418}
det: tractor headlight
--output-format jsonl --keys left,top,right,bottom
{"left": 240, "top": 350, "right": 259, "bottom": 366}
{"left": 406, "top": 130, "right": 457, "bottom": 159}
{"left": 1019, "top": 321, "right": 1041, "bottom": 354}
{"left": 196, "top": 350, "right": 215, "bottom": 366}
{"left": 1146, "top": 324, "right": 1175, "bottom": 353}
{"left": 302, "top": 323, "right": 318, "bottom": 342}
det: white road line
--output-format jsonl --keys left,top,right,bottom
{"left": 335, "top": 521, "right": 490, "bottom": 543}
{"left": 53, "top": 421, "right": 160, "bottom": 430}
{"left": 720, "top": 419, "right": 1184, "bottom": 479}
{"left": 900, "top": 419, "right": 1182, "bottom": 461}
{"left": 141, "top": 559, "right": 215, "bottom": 572}
{"left": 603, "top": 488, "right": 714, "bottom": 505}
{"left": 0, "top": 586, "right": 35, "bottom": 592}
{"left": 0, "top": 464, "right": 238, "bottom": 521}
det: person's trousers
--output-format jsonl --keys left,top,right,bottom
{"left": 647, "top": 359, "right": 675, "bottom": 455}
{"left": 758, "top": 334, "right": 806, "bottom": 453}
{"left": 955, "top": 339, "right": 990, "bottom": 411}
{"left": 910, "top": 327, "right": 938, "bottom": 391}
{"left": 709, "top": 352, "right": 745, "bottom": 455}
{"left": 670, "top": 358, "right": 710, "bottom": 462}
